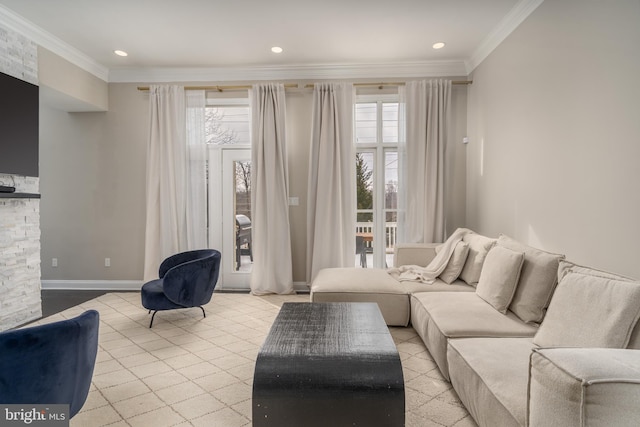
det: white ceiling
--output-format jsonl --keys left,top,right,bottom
{"left": 0, "top": 0, "right": 543, "bottom": 82}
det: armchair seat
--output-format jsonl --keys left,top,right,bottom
{"left": 141, "top": 279, "right": 185, "bottom": 311}
{"left": 141, "top": 249, "right": 221, "bottom": 327}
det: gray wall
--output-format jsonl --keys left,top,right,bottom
{"left": 38, "top": 47, "right": 108, "bottom": 111}
{"left": 466, "top": 0, "right": 640, "bottom": 278}
{"left": 40, "top": 81, "right": 467, "bottom": 284}
{"left": 40, "top": 83, "right": 147, "bottom": 280}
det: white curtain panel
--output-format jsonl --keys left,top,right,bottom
{"left": 249, "top": 83, "right": 294, "bottom": 295}
{"left": 144, "top": 85, "right": 188, "bottom": 281}
{"left": 306, "top": 83, "right": 355, "bottom": 283}
{"left": 185, "top": 90, "right": 208, "bottom": 250}
{"left": 398, "top": 79, "right": 452, "bottom": 244}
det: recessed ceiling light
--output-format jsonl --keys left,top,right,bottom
{"left": 271, "top": 46, "right": 283, "bottom": 54}
{"left": 114, "top": 50, "right": 128, "bottom": 57}
{"left": 432, "top": 42, "right": 446, "bottom": 50}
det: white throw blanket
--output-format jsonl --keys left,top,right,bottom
{"left": 388, "top": 228, "right": 472, "bottom": 284}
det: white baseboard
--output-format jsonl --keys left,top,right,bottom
{"left": 294, "top": 281, "right": 310, "bottom": 293}
{"left": 41, "top": 280, "right": 143, "bottom": 291}
{"left": 41, "top": 280, "right": 309, "bottom": 293}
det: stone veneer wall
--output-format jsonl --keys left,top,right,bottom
{"left": 0, "top": 175, "right": 41, "bottom": 329}
{"left": 0, "top": 22, "right": 41, "bottom": 331}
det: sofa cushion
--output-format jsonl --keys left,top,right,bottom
{"left": 447, "top": 337, "right": 534, "bottom": 427}
{"left": 311, "top": 267, "right": 405, "bottom": 294}
{"left": 498, "top": 235, "right": 565, "bottom": 324}
{"left": 558, "top": 259, "right": 637, "bottom": 283}
{"left": 475, "top": 246, "right": 525, "bottom": 314}
{"left": 410, "top": 292, "right": 538, "bottom": 380}
{"left": 558, "top": 261, "right": 640, "bottom": 349}
{"left": 394, "top": 243, "right": 439, "bottom": 268}
{"left": 459, "top": 234, "right": 496, "bottom": 287}
{"left": 439, "top": 241, "right": 470, "bottom": 284}
{"left": 528, "top": 348, "right": 640, "bottom": 427}
{"left": 310, "top": 267, "right": 410, "bottom": 326}
{"left": 533, "top": 271, "right": 640, "bottom": 348}
{"left": 402, "top": 279, "right": 475, "bottom": 294}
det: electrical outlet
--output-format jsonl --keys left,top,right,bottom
{"left": 105, "top": 258, "right": 111, "bottom": 267}
{"left": 52, "top": 258, "right": 58, "bottom": 267}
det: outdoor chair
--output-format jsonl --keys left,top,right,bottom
{"left": 141, "top": 249, "right": 221, "bottom": 327}
{"left": 0, "top": 310, "right": 100, "bottom": 418}
{"left": 356, "top": 235, "right": 367, "bottom": 268}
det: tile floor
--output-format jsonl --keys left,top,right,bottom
{"left": 31, "top": 292, "right": 476, "bottom": 426}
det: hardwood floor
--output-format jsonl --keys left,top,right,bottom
{"left": 40, "top": 290, "right": 113, "bottom": 318}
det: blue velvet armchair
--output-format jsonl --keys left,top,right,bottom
{"left": 0, "top": 310, "right": 100, "bottom": 418}
{"left": 141, "top": 249, "right": 221, "bottom": 328}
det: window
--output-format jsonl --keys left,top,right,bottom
{"left": 354, "top": 95, "right": 400, "bottom": 268}
{"left": 205, "top": 99, "right": 250, "bottom": 145}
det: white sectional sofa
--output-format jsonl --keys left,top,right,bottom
{"left": 310, "top": 230, "right": 640, "bottom": 427}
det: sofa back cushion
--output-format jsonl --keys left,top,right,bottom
{"left": 558, "top": 261, "right": 640, "bottom": 349}
{"left": 439, "top": 241, "right": 470, "bottom": 284}
{"left": 498, "top": 235, "right": 565, "bottom": 324}
{"left": 557, "top": 260, "right": 637, "bottom": 283}
{"left": 459, "top": 234, "right": 496, "bottom": 287}
{"left": 475, "top": 246, "right": 525, "bottom": 313}
{"left": 533, "top": 271, "right": 640, "bottom": 348}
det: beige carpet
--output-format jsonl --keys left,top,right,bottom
{"left": 32, "top": 292, "right": 476, "bottom": 427}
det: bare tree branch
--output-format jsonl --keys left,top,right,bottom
{"left": 205, "top": 108, "right": 237, "bottom": 144}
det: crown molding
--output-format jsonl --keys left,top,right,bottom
{"left": 2, "top": 1, "right": 540, "bottom": 84}
{"left": 108, "top": 60, "right": 469, "bottom": 83}
{"left": 0, "top": 5, "right": 109, "bottom": 82}
{"left": 465, "top": 0, "right": 544, "bottom": 74}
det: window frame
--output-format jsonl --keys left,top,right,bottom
{"left": 354, "top": 94, "right": 400, "bottom": 268}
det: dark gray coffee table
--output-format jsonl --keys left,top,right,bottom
{"left": 253, "top": 302, "right": 405, "bottom": 427}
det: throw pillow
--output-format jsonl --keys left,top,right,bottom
{"left": 439, "top": 241, "right": 470, "bottom": 284}
{"left": 475, "top": 246, "right": 525, "bottom": 313}
{"left": 533, "top": 272, "right": 640, "bottom": 348}
{"left": 498, "top": 235, "right": 565, "bottom": 324}
{"left": 459, "top": 234, "right": 497, "bottom": 286}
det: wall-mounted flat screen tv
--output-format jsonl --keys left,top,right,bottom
{"left": 0, "top": 71, "right": 39, "bottom": 177}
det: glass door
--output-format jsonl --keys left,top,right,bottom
{"left": 354, "top": 96, "right": 400, "bottom": 268}
{"left": 209, "top": 148, "right": 252, "bottom": 289}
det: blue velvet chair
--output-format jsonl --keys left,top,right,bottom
{"left": 141, "top": 249, "right": 221, "bottom": 328}
{"left": 0, "top": 310, "right": 100, "bottom": 418}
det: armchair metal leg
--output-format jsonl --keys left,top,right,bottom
{"left": 148, "top": 308, "right": 205, "bottom": 328}
{"left": 149, "top": 311, "right": 158, "bottom": 328}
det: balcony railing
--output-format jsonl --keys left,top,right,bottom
{"left": 356, "top": 222, "right": 397, "bottom": 252}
